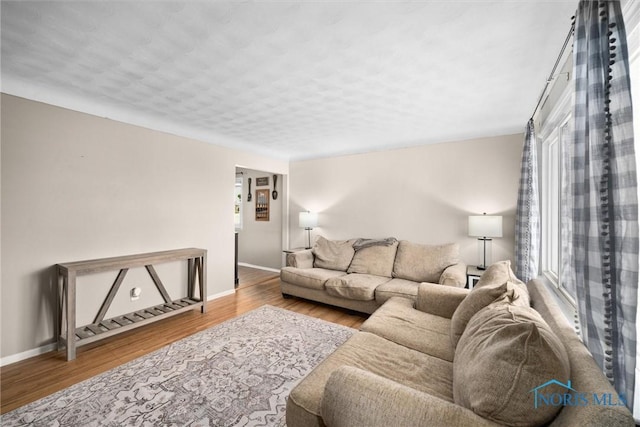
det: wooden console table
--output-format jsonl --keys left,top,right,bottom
{"left": 57, "top": 248, "right": 207, "bottom": 361}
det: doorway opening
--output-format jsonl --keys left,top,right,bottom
{"left": 234, "top": 167, "right": 284, "bottom": 280}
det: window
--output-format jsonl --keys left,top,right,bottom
{"left": 540, "top": 103, "right": 575, "bottom": 304}
{"left": 541, "top": 134, "right": 559, "bottom": 281}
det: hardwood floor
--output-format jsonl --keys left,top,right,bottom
{"left": 0, "top": 266, "right": 367, "bottom": 414}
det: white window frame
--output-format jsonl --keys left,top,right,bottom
{"left": 539, "top": 85, "right": 575, "bottom": 305}
{"left": 541, "top": 131, "right": 560, "bottom": 282}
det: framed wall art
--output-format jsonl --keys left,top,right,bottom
{"left": 255, "top": 189, "right": 270, "bottom": 221}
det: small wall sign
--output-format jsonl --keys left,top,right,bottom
{"left": 256, "top": 177, "right": 269, "bottom": 187}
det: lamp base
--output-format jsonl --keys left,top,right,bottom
{"left": 305, "top": 227, "right": 312, "bottom": 250}
{"left": 477, "top": 237, "right": 492, "bottom": 271}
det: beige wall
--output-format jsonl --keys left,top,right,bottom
{"left": 236, "top": 168, "right": 284, "bottom": 269}
{"left": 1, "top": 94, "right": 523, "bottom": 361}
{"left": 1, "top": 94, "right": 288, "bottom": 360}
{"left": 288, "top": 134, "right": 523, "bottom": 265}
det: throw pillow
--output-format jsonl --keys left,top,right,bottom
{"left": 347, "top": 240, "right": 399, "bottom": 277}
{"left": 453, "top": 303, "right": 570, "bottom": 427}
{"left": 474, "top": 260, "right": 527, "bottom": 292}
{"left": 392, "top": 241, "right": 459, "bottom": 283}
{"left": 450, "top": 280, "right": 528, "bottom": 348}
{"left": 481, "top": 259, "right": 530, "bottom": 302}
{"left": 312, "top": 236, "right": 356, "bottom": 271}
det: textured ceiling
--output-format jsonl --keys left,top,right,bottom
{"left": 1, "top": 1, "right": 577, "bottom": 160}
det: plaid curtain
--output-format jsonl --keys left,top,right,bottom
{"left": 572, "top": 0, "right": 637, "bottom": 409}
{"left": 515, "top": 119, "right": 540, "bottom": 283}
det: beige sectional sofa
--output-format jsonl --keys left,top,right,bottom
{"left": 286, "top": 261, "right": 635, "bottom": 427}
{"left": 280, "top": 236, "right": 466, "bottom": 314}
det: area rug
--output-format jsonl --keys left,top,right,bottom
{"left": 1, "top": 306, "right": 355, "bottom": 426}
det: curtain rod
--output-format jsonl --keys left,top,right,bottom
{"left": 530, "top": 22, "right": 575, "bottom": 120}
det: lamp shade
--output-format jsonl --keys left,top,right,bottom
{"left": 299, "top": 211, "right": 318, "bottom": 229}
{"left": 468, "top": 215, "right": 503, "bottom": 238}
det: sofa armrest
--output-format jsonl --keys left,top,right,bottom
{"left": 415, "top": 282, "right": 469, "bottom": 318}
{"left": 439, "top": 262, "right": 467, "bottom": 287}
{"left": 286, "top": 250, "right": 314, "bottom": 268}
{"left": 321, "top": 366, "right": 497, "bottom": 427}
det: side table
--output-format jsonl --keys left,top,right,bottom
{"left": 466, "top": 265, "right": 484, "bottom": 289}
{"left": 282, "top": 247, "right": 309, "bottom": 254}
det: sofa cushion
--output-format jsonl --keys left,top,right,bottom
{"left": 312, "top": 236, "right": 356, "bottom": 271}
{"left": 448, "top": 260, "right": 531, "bottom": 347}
{"left": 474, "top": 260, "right": 524, "bottom": 291}
{"left": 287, "top": 331, "right": 454, "bottom": 426}
{"left": 450, "top": 280, "right": 529, "bottom": 348}
{"left": 484, "top": 260, "right": 530, "bottom": 301}
{"left": 347, "top": 240, "right": 399, "bottom": 277}
{"left": 325, "top": 274, "right": 391, "bottom": 301}
{"left": 392, "top": 241, "right": 459, "bottom": 283}
{"left": 286, "top": 249, "right": 314, "bottom": 268}
{"left": 453, "top": 303, "right": 570, "bottom": 427}
{"left": 361, "top": 297, "right": 454, "bottom": 361}
{"left": 280, "top": 267, "right": 347, "bottom": 291}
{"left": 375, "top": 278, "right": 420, "bottom": 304}
{"left": 438, "top": 263, "right": 467, "bottom": 287}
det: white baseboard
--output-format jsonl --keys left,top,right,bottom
{"left": 207, "top": 288, "right": 236, "bottom": 301}
{"left": 1, "top": 289, "right": 237, "bottom": 367}
{"left": 0, "top": 342, "right": 58, "bottom": 367}
{"left": 238, "top": 262, "right": 280, "bottom": 273}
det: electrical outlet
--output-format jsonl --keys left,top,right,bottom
{"left": 130, "top": 287, "right": 142, "bottom": 301}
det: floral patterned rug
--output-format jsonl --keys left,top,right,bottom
{"left": 2, "top": 306, "right": 355, "bottom": 426}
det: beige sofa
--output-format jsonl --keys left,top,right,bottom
{"left": 286, "top": 261, "right": 635, "bottom": 427}
{"left": 280, "top": 236, "right": 466, "bottom": 314}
